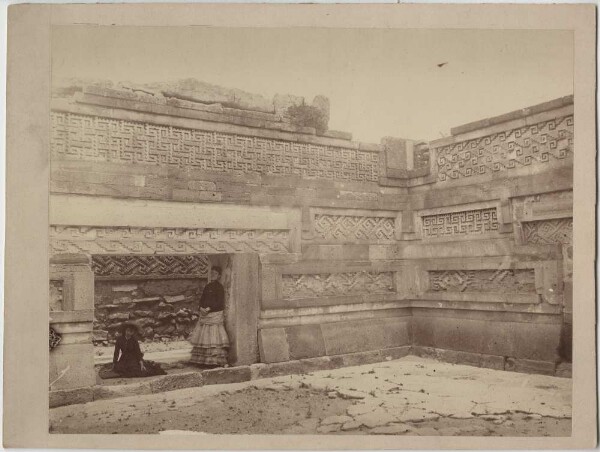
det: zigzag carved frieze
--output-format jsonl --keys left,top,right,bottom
{"left": 522, "top": 218, "right": 573, "bottom": 245}
{"left": 50, "top": 226, "right": 290, "bottom": 255}
{"left": 313, "top": 214, "right": 396, "bottom": 241}
{"left": 282, "top": 271, "right": 394, "bottom": 299}
{"left": 51, "top": 112, "right": 380, "bottom": 182}
{"left": 91, "top": 255, "right": 210, "bottom": 277}
{"left": 435, "top": 115, "right": 573, "bottom": 181}
{"left": 429, "top": 269, "right": 536, "bottom": 293}
{"left": 421, "top": 207, "right": 499, "bottom": 239}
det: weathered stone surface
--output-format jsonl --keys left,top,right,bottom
{"left": 143, "top": 78, "right": 275, "bottom": 114}
{"left": 321, "top": 415, "right": 352, "bottom": 425}
{"left": 480, "top": 354, "right": 506, "bottom": 370}
{"left": 437, "top": 427, "right": 463, "bottom": 436}
{"left": 370, "top": 423, "right": 412, "bottom": 434}
{"left": 341, "top": 420, "right": 363, "bottom": 431}
{"left": 347, "top": 403, "right": 377, "bottom": 417}
{"left": 49, "top": 387, "right": 94, "bottom": 408}
{"left": 506, "top": 358, "right": 556, "bottom": 376}
{"left": 92, "top": 330, "right": 108, "bottom": 341}
{"left": 336, "top": 389, "right": 366, "bottom": 400}
{"left": 258, "top": 328, "right": 290, "bottom": 363}
{"left": 202, "top": 366, "right": 251, "bottom": 385}
{"left": 555, "top": 362, "right": 572, "bottom": 378}
{"left": 414, "top": 427, "right": 440, "bottom": 436}
{"left": 354, "top": 410, "right": 398, "bottom": 428}
{"left": 316, "top": 424, "right": 341, "bottom": 434}
{"left": 396, "top": 408, "right": 440, "bottom": 423}
{"left": 341, "top": 350, "right": 383, "bottom": 367}
{"left": 149, "top": 372, "right": 204, "bottom": 393}
{"left": 412, "top": 315, "right": 562, "bottom": 362}
{"left": 285, "top": 324, "right": 326, "bottom": 360}
{"left": 381, "top": 346, "right": 412, "bottom": 361}
{"left": 92, "top": 381, "right": 153, "bottom": 401}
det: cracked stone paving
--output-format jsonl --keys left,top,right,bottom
{"left": 50, "top": 356, "right": 572, "bottom": 436}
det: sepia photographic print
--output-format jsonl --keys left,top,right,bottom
{"left": 4, "top": 3, "right": 597, "bottom": 450}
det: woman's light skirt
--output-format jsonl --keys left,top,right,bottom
{"left": 188, "top": 311, "right": 230, "bottom": 366}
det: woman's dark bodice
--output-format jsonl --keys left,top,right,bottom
{"left": 113, "top": 335, "right": 144, "bottom": 364}
{"left": 199, "top": 280, "right": 225, "bottom": 312}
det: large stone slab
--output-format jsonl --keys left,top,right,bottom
{"left": 412, "top": 314, "right": 561, "bottom": 362}
{"left": 228, "top": 254, "right": 261, "bottom": 366}
{"left": 149, "top": 372, "right": 204, "bottom": 393}
{"left": 258, "top": 328, "right": 290, "bottom": 363}
{"left": 321, "top": 317, "right": 411, "bottom": 356}
{"left": 202, "top": 366, "right": 252, "bottom": 385}
{"left": 49, "top": 387, "right": 93, "bottom": 408}
{"left": 284, "top": 324, "right": 326, "bottom": 360}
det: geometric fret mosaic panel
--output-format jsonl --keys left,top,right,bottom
{"left": 49, "top": 226, "right": 291, "bottom": 255}
{"left": 435, "top": 115, "right": 573, "bottom": 181}
{"left": 282, "top": 271, "right": 394, "bottom": 299}
{"left": 313, "top": 214, "right": 396, "bottom": 241}
{"left": 91, "top": 255, "right": 210, "bottom": 278}
{"left": 428, "top": 269, "right": 536, "bottom": 293}
{"left": 522, "top": 218, "right": 573, "bottom": 245}
{"left": 421, "top": 207, "right": 499, "bottom": 239}
{"left": 51, "top": 112, "right": 380, "bottom": 182}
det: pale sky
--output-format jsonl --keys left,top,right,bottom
{"left": 52, "top": 26, "right": 573, "bottom": 143}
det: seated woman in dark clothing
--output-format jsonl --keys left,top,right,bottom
{"left": 112, "top": 323, "right": 166, "bottom": 378}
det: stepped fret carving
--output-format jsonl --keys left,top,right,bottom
{"left": 436, "top": 116, "right": 573, "bottom": 181}
{"left": 421, "top": 208, "right": 499, "bottom": 238}
{"left": 282, "top": 271, "right": 394, "bottom": 299}
{"left": 51, "top": 112, "right": 379, "bottom": 182}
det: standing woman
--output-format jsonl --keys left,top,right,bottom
{"left": 188, "top": 266, "right": 230, "bottom": 368}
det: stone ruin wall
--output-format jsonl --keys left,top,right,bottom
{"left": 49, "top": 84, "right": 573, "bottom": 375}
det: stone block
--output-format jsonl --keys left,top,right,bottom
{"left": 453, "top": 350, "right": 483, "bottom": 367}
{"left": 202, "top": 366, "right": 252, "bottom": 385}
{"left": 254, "top": 358, "right": 333, "bottom": 381}
{"left": 342, "top": 245, "right": 370, "bottom": 261}
{"left": 171, "top": 188, "right": 221, "bottom": 202}
{"left": 480, "top": 354, "right": 506, "bottom": 370}
{"left": 251, "top": 360, "right": 310, "bottom": 379}
{"left": 92, "top": 381, "right": 153, "bottom": 401}
{"left": 321, "top": 317, "right": 411, "bottom": 356}
{"left": 258, "top": 328, "right": 290, "bottom": 363}
{"left": 410, "top": 346, "right": 437, "bottom": 360}
{"left": 322, "top": 130, "right": 352, "bottom": 140}
{"left": 381, "top": 346, "right": 411, "bottom": 361}
{"left": 297, "top": 356, "right": 340, "bottom": 373}
{"left": 229, "top": 254, "right": 260, "bottom": 366}
{"left": 506, "top": 358, "right": 556, "bottom": 376}
{"left": 341, "top": 350, "right": 383, "bottom": 367}
{"left": 49, "top": 343, "right": 96, "bottom": 391}
{"left": 49, "top": 387, "right": 94, "bottom": 408}
{"left": 555, "top": 362, "right": 572, "bottom": 378}
{"left": 149, "top": 372, "right": 204, "bottom": 393}
{"left": 411, "top": 314, "right": 561, "bottom": 362}
{"left": 187, "top": 180, "right": 217, "bottom": 191}
{"left": 285, "top": 324, "right": 326, "bottom": 360}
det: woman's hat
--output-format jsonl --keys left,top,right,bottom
{"left": 120, "top": 322, "right": 141, "bottom": 336}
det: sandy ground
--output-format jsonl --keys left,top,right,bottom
{"left": 51, "top": 356, "right": 571, "bottom": 436}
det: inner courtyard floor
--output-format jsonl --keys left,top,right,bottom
{"left": 50, "top": 356, "right": 572, "bottom": 436}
